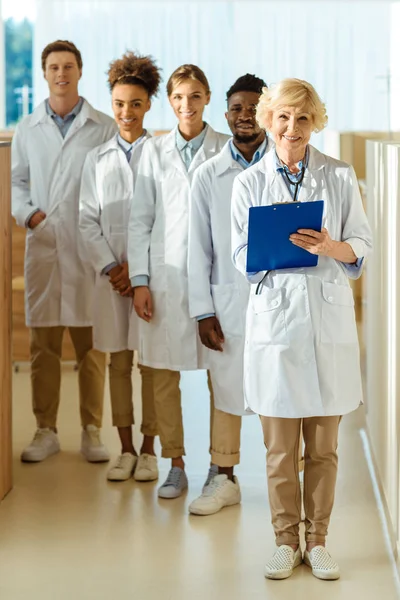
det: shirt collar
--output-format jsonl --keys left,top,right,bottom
{"left": 275, "top": 145, "right": 310, "bottom": 173}
{"left": 45, "top": 97, "right": 84, "bottom": 121}
{"left": 230, "top": 136, "right": 268, "bottom": 167}
{"left": 117, "top": 133, "right": 132, "bottom": 152}
{"left": 117, "top": 131, "right": 147, "bottom": 152}
{"left": 176, "top": 123, "right": 208, "bottom": 152}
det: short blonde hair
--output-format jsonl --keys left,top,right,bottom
{"left": 256, "top": 78, "right": 328, "bottom": 133}
{"left": 166, "top": 64, "right": 210, "bottom": 96}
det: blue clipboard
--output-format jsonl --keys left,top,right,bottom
{"left": 246, "top": 200, "right": 324, "bottom": 272}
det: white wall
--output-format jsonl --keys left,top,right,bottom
{"left": 366, "top": 139, "right": 400, "bottom": 554}
{"left": 33, "top": 0, "right": 391, "bottom": 150}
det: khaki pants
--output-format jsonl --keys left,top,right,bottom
{"left": 30, "top": 326, "right": 106, "bottom": 429}
{"left": 108, "top": 350, "right": 157, "bottom": 436}
{"left": 211, "top": 407, "right": 242, "bottom": 467}
{"left": 151, "top": 368, "right": 214, "bottom": 459}
{"left": 260, "top": 415, "right": 341, "bottom": 546}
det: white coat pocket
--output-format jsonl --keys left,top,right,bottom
{"left": 211, "top": 283, "right": 243, "bottom": 338}
{"left": 27, "top": 217, "right": 56, "bottom": 251}
{"left": 321, "top": 281, "right": 358, "bottom": 344}
{"left": 249, "top": 288, "right": 288, "bottom": 345}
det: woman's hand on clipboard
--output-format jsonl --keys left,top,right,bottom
{"left": 289, "top": 227, "right": 334, "bottom": 257}
{"left": 289, "top": 227, "right": 358, "bottom": 264}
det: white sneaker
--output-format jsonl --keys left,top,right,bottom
{"left": 158, "top": 467, "right": 188, "bottom": 499}
{"left": 189, "top": 474, "right": 241, "bottom": 516}
{"left": 134, "top": 453, "right": 158, "bottom": 482}
{"left": 202, "top": 464, "right": 218, "bottom": 492}
{"left": 264, "top": 545, "right": 302, "bottom": 580}
{"left": 21, "top": 428, "right": 60, "bottom": 462}
{"left": 107, "top": 453, "right": 138, "bottom": 481}
{"left": 304, "top": 546, "right": 340, "bottom": 580}
{"left": 81, "top": 425, "right": 110, "bottom": 463}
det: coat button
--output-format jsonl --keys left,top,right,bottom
{"left": 328, "top": 296, "right": 334, "bottom": 302}
{"left": 298, "top": 284, "right": 305, "bottom": 291}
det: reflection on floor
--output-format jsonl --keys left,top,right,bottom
{"left": 0, "top": 365, "right": 399, "bottom": 600}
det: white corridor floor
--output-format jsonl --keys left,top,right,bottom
{"left": 0, "top": 364, "right": 399, "bottom": 600}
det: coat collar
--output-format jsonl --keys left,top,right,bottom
{"left": 163, "top": 124, "right": 221, "bottom": 176}
{"left": 259, "top": 144, "right": 326, "bottom": 205}
{"left": 97, "top": 131, "right": 151, "bottom": 158}
{"left": 214, "top": 137, "right": 276, "bottom": 177}
{"left": 29, "top": 97, "right": 102, "bottom": 128}
{"left": 258, "top": 144, "right": 327, "bottom": 175}
{"left": 214, "top": 139, "right": 243, "bottom": 177}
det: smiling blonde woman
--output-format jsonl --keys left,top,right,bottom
{"left": 231, "top": 78, "right": 373, "bottom": 581}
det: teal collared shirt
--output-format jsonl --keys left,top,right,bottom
{"left": 229, "top": 136, "right": 268, "bottom": 169}
{"left": 45, "top": 97, "right": 84, "bottom": 138}
{"left": 176, "top": 124, "right": 208, "bottom": 170}
{"left": 117, "top": 131, "right": 147, "bottom": 162}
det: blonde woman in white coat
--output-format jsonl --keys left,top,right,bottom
{"left": 79, "top": 52, "right": 161, "bottom": 482}
{"left": 128, "top": 65, "right": 229, "bottom": 499}
{"left": 231, "top": 79, "right": 372, "bottom": 580}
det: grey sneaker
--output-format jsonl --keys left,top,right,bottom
{"left": 202, "top": 464, "right": 218, "bottom": 491}
{"left": 158, "top": 467, "right": 188, "bottom": 499}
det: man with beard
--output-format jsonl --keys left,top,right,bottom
{"left": 187, "top": 74, "right": 273, "bottom": 515}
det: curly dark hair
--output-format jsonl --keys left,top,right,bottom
{"left": 107, "top": 51, "right": 161, "bottom": 97}
{"left": 226, "top": 73, "right": 267, "bottom": 102}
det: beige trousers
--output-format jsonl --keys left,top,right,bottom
{"left": 151, "top": 368, "right": 214, "bottom": 459}
{"left": 108, "top": 350, "right": 157, "bottom": 436}
{"left": 30, "top": 326, "right": 106, "bottom": 429}
{"left": 211, "top": 407, "right": 242, "bottom": 467}
{"left": 260, "top": 415, "right": 341, "bottom": 546}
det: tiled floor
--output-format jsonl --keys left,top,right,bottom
{"left": 0, "top": 365, "right": 399, "bottom": 599}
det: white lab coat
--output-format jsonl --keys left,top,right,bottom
{"left": 231, "top": 145, "right": 373, "bottom": 418}
{"left": 79, "top": 132, "right": 151, "bottom": 353}
{"left": 12, "top": 99, "right": 117, "bottom": 327}
{"left": 188, "top": 138, "right": 274, "bottom": 415}
{"left": 128, "top": 125, "right": 230, "bottom": 370}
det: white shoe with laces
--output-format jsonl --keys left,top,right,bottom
{"left": 202, "top": 464, "right": 218, "bottom": 492}
{"left": 134, "top": 453, "right": 158, "bottom": 481}
{"left": 21, "top": 428, "right": 60, "bottom": 462}
{"left": 189, "top": 474, "right": 241, "bottom": 516}
{"left": 264, "top": 545, "right": 302, "bottom": 580}
{"left": 304, "top": 546, "right": 340, "bottom": 580}
{"left": 107, "top": 453, "right": 138, "bottom": 481}
{"left": 81, "top": 425, "right": 110, "bottom": 463}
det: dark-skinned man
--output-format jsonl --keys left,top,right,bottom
{"left": 187, "top": 74, "right": 274, "bottom": 515}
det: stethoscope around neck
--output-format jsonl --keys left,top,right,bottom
{"left": 282, "top": 164, "right": 306, "bottom": 203}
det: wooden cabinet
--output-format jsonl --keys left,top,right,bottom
{"left": 0, "top": 142, "right": 12, "bottom": 501}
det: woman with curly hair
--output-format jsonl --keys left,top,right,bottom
{"left": 79, "top": 51, "right": 161, "bottom": 483}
